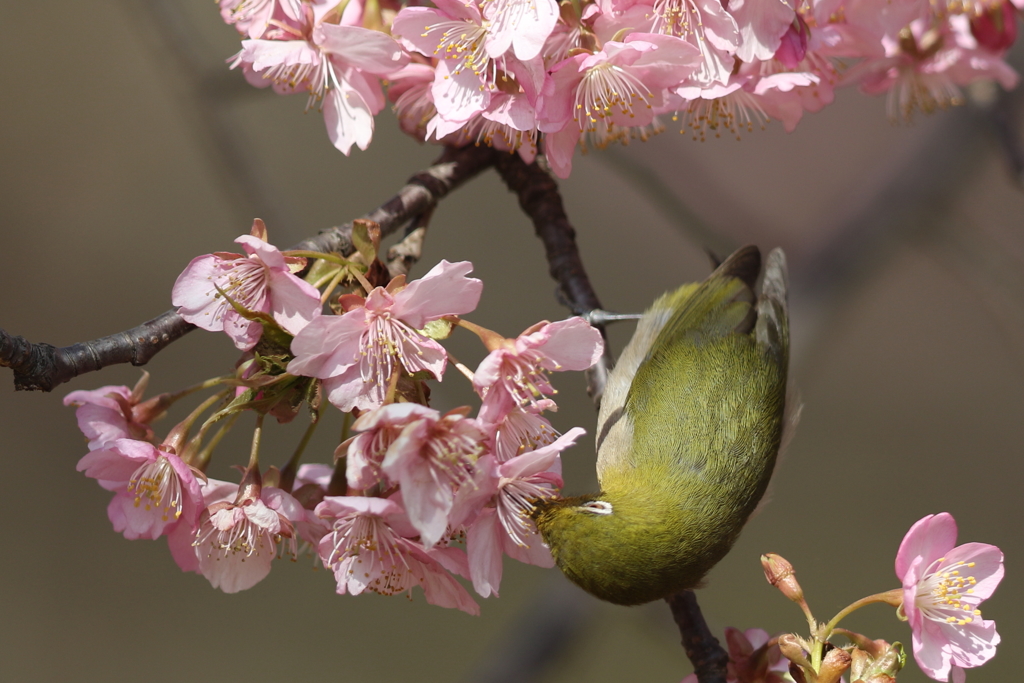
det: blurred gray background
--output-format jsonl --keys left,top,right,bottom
{"left": 1, "top": 1, "right": 1023, "bottom": 681}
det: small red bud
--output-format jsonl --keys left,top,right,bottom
{"left": 971, "top": 1, "right": 1018, "bottom": 54}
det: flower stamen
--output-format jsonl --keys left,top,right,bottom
{"left": 127, "top": 456, "right": 183, "bottom": 522}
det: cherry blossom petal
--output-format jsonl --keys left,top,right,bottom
{"left": 392, "top": 260, "right": 483, "bottom": 328}
{"left": 520, "top": 317, "right": 605, "bottom": 371}
{"left": 391, "top": 7, "right": 452, "bottom": 56}
{"left": 896, "top": 512, "right": 958, "bottom": 578}
{"left": 484, "top": 0, "right": 559, "bottom": 61}
{"left": 287, "top": 309, "right": 368, "bottom": 379}
{"left": 321, "top": 365, "right": 378, "bottom": 412}
{"left": 729, "top": 0, "right": 795, "bottom": 63}
{"left": 265, "top": 268, "right": 322, "bottom": 334}
{"left": 237, "top": 233, "right": 285, "bottom": 269}
{"left": 171, "top": 254, "right": 239, "bottom": 331}
{"left": 317, "top": 24, "right": 409, "bottom": 75}
{"left": 167, "top": 516, "right": 201, "bottom": 573}
{"left": 467, "top": 508, "right": 504, "bottom": 597}
{"left": 323, "top": 75, "right": 375, "bottom": 154}
{"left": 431, "top": 58, "right": 490, "bottom": 124}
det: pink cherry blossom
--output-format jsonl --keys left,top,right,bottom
{"left": 846, "top": 16, "right": 1018, "bottom": 120}
{"left": 193, "top": 480, "right": 305, "bottom": 593}
{"left": 644, "top": 0, "right": 740, "bottom": 86}
{"left": 345, "top": 403, "right": 438, "bottom": 490}
{"left": 220, "top": 0, "right": 302, "bottom": 39}
{"left": 464, "top": 428, "right": 581, "bottom": 597}
{"left": 539, "top": 33, "right": 700, "bottom": 177}
{"left": 488, "top": 400, "right": 559, "bottom": 462}
{"left": 287, "top": 259, "right": 483, "bottom": 412}
{"left": 316, "top": 495, "right": 479, "bottom": 614}
{"left": 728, "top": 0, "right": 796, "bottom": 63}
{"left": 380, "top": 406, "right": 489, "bottom": 547}
{"left": 76, "top": 438, "right": 204, "bottom": 541}
{"left": 391, "top": 0, "right": 547, "bottom": 132}
{"left": 388, "top": 62, "right": 438, "bottom": 141}
{"left": 391, "top": 2, "right": 496, "bottom": 127}
{"left": 482, "top": 0, "right": 560, "bottom": 61}
{"left": 473, "top": 317, "right": 603, "bottom": 420}
{"left": 63, "top": 373, "right": 160, "bottom": 449}
{"left": 172, "top": 219, "right": 322, "bottom": 350}
{"left": 896, "top": 512, "right": 1003, "bottom": 682}
{"left": 231, "top": 18, "right": 409, "bottom": 154}
{"left": 442, "top": 91, "right": 540, "bottom": 163}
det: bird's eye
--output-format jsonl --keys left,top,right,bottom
{"left": 578, "top": 500, "right": 613, "bottom": 515}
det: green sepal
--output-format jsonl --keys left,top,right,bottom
{"left": 352, "top": 219, "right": 381, "bottom": 264}
{"left": 305, "top": 256, "right": 341, "bottom": 286}
{"left": 421, "top": 318, "right": 454, "bottom": 340}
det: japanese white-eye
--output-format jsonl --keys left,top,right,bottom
{"left": 533, "top": 246, "right": 790, "bottom": 605}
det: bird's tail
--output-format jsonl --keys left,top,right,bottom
{"left": 755, "top": 248, "right": 789, "bottom": 368}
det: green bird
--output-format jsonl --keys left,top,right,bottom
{"left": 532, "top": 246, "right": 790, "bottom": 606}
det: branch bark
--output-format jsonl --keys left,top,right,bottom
{"left": 492, "top": 154, "right": 613, "bottom": 406}
{"left": 1, "top": 144, "right": 498, "bottom": 391}
{"left": 666, "top": 591, "right": 730, "bottom": 683}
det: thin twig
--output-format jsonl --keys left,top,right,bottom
{"left": 386, "top": 205, "right": 435, "bottom": 279}
{"left": 666, "top": 591, "right": 730, "bottom": 683}
{"left": 1, "top": 145, "right": 497, "bottom": 392}
{"left": 491, "top": 153, "right": 613, "bottom": 407}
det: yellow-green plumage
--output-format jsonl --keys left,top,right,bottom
{"left": 533, "top": 246, "right": 789, "bottom": 605}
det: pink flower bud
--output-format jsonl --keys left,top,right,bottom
{"left": 971, "top": 2, "right": 1019, "bottom": 54}
{"left": 761, "top": 553, "right": 804, "bottom": 603}
{"left": 774, "top": 17, "right": 809, "bottom": 70}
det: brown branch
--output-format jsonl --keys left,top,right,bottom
{"left": 491, "top": 153, "right": 613, "bottom": 407}
{"left": 0, "top": 312, "right": 195, "bottom": 392}
{"left": 666, "top": 591, "right": 730, "bottom": 683}
{"left": 1, "top": 144, "right": 498, "bottom": 392}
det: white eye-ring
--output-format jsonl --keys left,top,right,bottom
{"left": 578, "top": 500, "right": 613, "bottom": 515}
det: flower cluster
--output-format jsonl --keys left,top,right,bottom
{"left": 761, "top": 512, "right": 1003, "bottom": 683}
{"left": 69, "top": 220, "right": 603, "bottom": 613}
{"left": 219, "top": 0, "right": 1021, "bottom": 176}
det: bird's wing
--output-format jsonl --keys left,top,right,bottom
{"left": 595, "top": 246, "right": 789, "bottom": 487}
